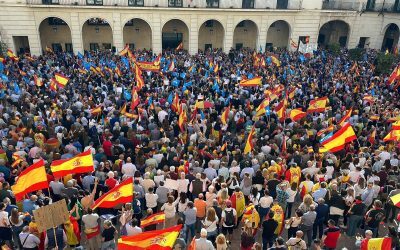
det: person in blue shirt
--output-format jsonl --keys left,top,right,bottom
{"left": 312, "top": 182, "right": 328, "bottom": 202}
{"left": 22, "top": 195, "right": 39, "bottom": 215}
{"left": 0, "top": 159, "right": 10, "bottom": 180}
{"left": 313, "top": 198, "right": 329, "bottom": 240}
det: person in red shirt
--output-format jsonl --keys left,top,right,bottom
{"left": 105, "top": 171, "right": 118, "bottom": 190}
{"left": 322, "top": 219, "right": 341, "bottom": 250}
{"left": 102, "top": 137, "right": 113, "bottom": 158}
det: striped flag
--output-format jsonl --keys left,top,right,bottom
{"left": 319, "top": 123, "right": 357, "bottom": 153}
{"left": 239, "top": 77, "right": 262, "bottom": 87}
{"left": 244, "top": 126, "right": 255, "bottom": 154}
{"left": 140, "top": 212, "right": 165, "bottom": 228}
{"left": 50, "top": 150, "right": 94, "bottom": 178}
{"left": 11, "top": 160, "right": 48, "bottom": 201}
{"left": 92, "top": 178, "right": 133, "bottom": 210}
{"left": 54, "top": 73, "right": 69, "bottom": 88}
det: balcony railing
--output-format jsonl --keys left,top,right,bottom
{"left": 322, "top": 0, "right": 360, "bottom": 10}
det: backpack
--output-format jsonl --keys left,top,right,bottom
{"left": 224, "top": 209, "right": 234, "bottom": 227}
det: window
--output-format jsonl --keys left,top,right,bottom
{"left": 65, "top": 43, "right": 73, "bottom": 53}
{"left": 339, "top": 36, "right": 347, "bottom": 47}
{"left": 48, "top": 17, "right": 67, "bottom": 26}
{"left": 90, "top": 43, "right": 99, "bottom": 51}
{"left": 235, "top": 43, "right": 243, "bottom": 50}
{"left": 365, "top": 0, "right": 375, "bottom": 10}
{"left": 358, "top": 37, "right": 369, "bottom": 48}
{"left": 87, "top": 18, "right": 109, "bottom": 26}
{"left": 205, "top": 20, "right": 214, "bottom": 28}
{"left": 168, "top": 0, "right": 182, "bottom": 7}
{"left": 129, "top": 43, "right": 135, "bottom": 50}
{"left": 128, "top": 0, "right": 144, "bottom": 6}
{"left": 276, "top": 0, "right": 288, "bottom": 9}
{"left": 42, "top": 0, "right": 59, "bottom": 4}
{"left": 103, "top": 43, "right": 112, "bottom": 50}
{"left": 86, "top": 0, "right": 103, "bottom": 6}
{"left": 394, "top": 0, "right": 400, "bottom": 12}
{"left": 265, "top": 43, "right": 273, "bottom": 51}
{"left": 52, "top": 43, "right": 62, "bottom": 52}
{"left": 237, "top": 21, "right": 245, "bottom": 27}
{"left": 206, "top": 0, "right": 219, "bottom": 8}
{"left": 242, "top": 0, "right": 254, "bottom": 9}
{"left": 205, "top": 44, "right": 212, "bottom": 50}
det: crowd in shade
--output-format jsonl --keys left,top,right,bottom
{"left": 0, "top": 45, "right": 399, "bottom": 250}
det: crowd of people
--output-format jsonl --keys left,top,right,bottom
{"left": 0, "top": 45, "right": 399, "bottom": 250}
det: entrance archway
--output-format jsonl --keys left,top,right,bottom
{"left": 266, "top": 20, "right": 290, "bottom": 50}
{"left": 39, "top": 17, "right": 72, "bottom": 53}
{"left": 198, "top": 19, "right": 224, "bottom": 51}
{"left": 381, "top": 23, "right": 400, "bottom": 51}
{"left": 233, "top": 20, "right": 258, "bottom": 50}
{"left": 82, "top": 18, "right": 113, "bottom": 51}
{"left": 162, "top": 19, "right": 189, "bottom": 50}
{"left": 123, "top": 18, "right": 152, "bottom": 50}
{"left": 318, "top": 20, "right": 350, "bottom": 48}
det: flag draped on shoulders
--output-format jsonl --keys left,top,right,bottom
{"left": 244, "top": 126, "right": 255, "bottom": 154}
{"left": 360, "top": 237, "right": 392, "bottom": 250}
{"left": 118, "top": 224, "right": 182, "bottom": 250}
{"left": 11, "top": 160, "right": 48, "bottom": 201}
{"left": 92, "top": 177, "right": 133, "bottom": 209}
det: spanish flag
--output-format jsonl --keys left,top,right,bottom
{"left": 319, "top": 123, "right": 357, "bottom": 153}
{"left": 45, "top": 46, "right": 53, "bottom": 53}
{"left": 49, "top": 78, "right": 58, "bottom": 92}
{"left": 244, "top": 126, "right": 255, "bottom": 154}
{"left": 271, "top": 55, "right": 281, "bottom": 66}
{"left": 392, "top": 120, "right": 400, "bottom": 130}
{"left": 390, "top": 193, "right": 400, "bottom": 208}
{"left": 214, "top": 64, "right": 219, "bottom": 73}
{"left": 90, "top": 106, "right": 102, "bottom": 116}
{"left": 275, "top": 98, "right": 287, "bottom": 122}
{"left": 388, "top": 65, "right": 400, "bottom": 85}
{"left": 317, "top": 125, "right": 334, "bottom": 137}
{"left": 195, "top": 100, "right": 213, "bottom": 109}
{"left": 171, "top": 93, "right": 180, "bottom": 113}
{"left": 118, "top": 224, "right": 182, "bottom": 250}
{"left": 115, "top": 67, "right": 122, "bottom": 77}
{"left": 11, "top": 160, "right": 48, "bottom": 201}
{"left": 176, "top": 42, "right": 183, "bottom": 51}
{"left": 131, "top": 88, "right": 140, "bottom": 111}
{"left": 119, "top": 44, "right": 129, "bottom": 56}
{"left": 120, "top": 104, "right": 139, "bottom": 119}
{"left": 255, "top": 98, "right": 270, "bottom": 117}
{"left": 368, "top": 128, "right": 376, "bottom": 145}
{"left": 370, "top": 115, "right": 380, "bottom": 121}
{"left": 221, "top": 142, "right": 227, "bottom": 152}
{"left": 363, "top": 95, "right": 375, "bottom": 104}
{"left": 338, "top": 108, "right": 352, "bottom": 126}
{"left": 54, "top": 73, "right": 69, "bottom": 88}
{"left": 383, "top": 129, "right": 400, "bottom": 142}
{"left": 307, "top": 97, "right": 328, "bottom": 113}
{"left": 34, "top": 75, "right": 43, "bottom": 87}
{"left": 50, "top": 150, "right": 94, "bottom": 178}
{"left": 7, "top": 49, "right": 18, "bottom": 61}
{"left": 287, "top": 87, "right": 296, "bottom": 99}
{"left": 178, "top": 107, "right": 187, "bottom": 132}
{"left": 140, "top": 212, "right": 165, "bottom": 228}
{"left": 270, "top": 203, "right": 285, "bottom": 235}
{"left": 168, "top": 60, "right": 175, "bottom": 72}
{"left": 11, "top": 153, "right": 23, "bottom": 168}
{"left": 239, "top": 77, "right": 262, "bottom": 87}
{"left": 92, "top": 177, "right": 133, "bottom": 210}
{"left": 127, "top": 49, "right": 136, "bottom": 62}
{"left": 135, "top": 65, "right": 145, "bottom": 90}
{"left": 289, "top": 108, "right": 306, "bottom": 122}
{"left": 360, "top": 237, "right": 392, "bottom": 250}
{"left": 188, "top": 237, "right": 196, "bottom": 250}
{"left": 221, "top": 106, "right": 230, "bottom": 125}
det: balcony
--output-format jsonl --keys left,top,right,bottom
{"left": 322, "top": 0, "right": 362, "bottom": 10}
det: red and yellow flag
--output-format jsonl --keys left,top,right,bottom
{"left": 270, "top": 203, "right": 285, "bottom": 235}
{"left": 255, "top": 98, "right": 270, "bottom": 117}
{"left": 271, "top": 55, "right": 281, "bottom": 66}
{"left": 54, "top": 73, "right": 69, "bottom": 88}
{"left": 392, "top": 120, "right": 400, "bottom": 130}
{"left": 118, "top": 224, "right": 182, "bottom": 250}
{"left": 7, "top": 49, "right": 18, "bottom": 61}
{"left": 221, "top": 106, "right": 230, "bottom": 125}
{"left": 214, "top": 64, "right": 219, "bottom": 73}
{"left": 195, "top": 100, "right": 213, "bottom": 109}
{"left": 171, "top": 93, "right": 180, "bottom": 113}
{"left": 275, "top": 98, "right": 287, "bottom": 122}
{"left": 49, "top": 78, "right": 58, "bottom": 92}
{"left": 34, "top": 75, "right": 43, "bottom": 87}
{"left": 363, "top": 95, "right": 375, "bottom": 104}
{"left": 388, "top": 66, "right": 400, "bottom": 85}
{"left": 90, "top": 106, "right": 102, "bottom": 116}
{"left": 368, "top": 128, "right": 376, "bottom": 145}
{"left": 140, "top": 212, "right": 165, "bottom": 228}
{"left": 307, "top": 97, "right": 328, "bottom": 113}
{"left": 135, "top": 65, "right": 145, "bottom": 90}
{"left": 244, "top": 126, "right": 255, "bottom": 154}
{"left": 131, "top": 88, "right": 140, "bottom": 111}
{"left": 178, "top": 107, "right": 187, "bottom": 132}
{"left": 338, "top": 108, "right": 352, "bottom": 126}
{"left": 239, "top": 77, "right": 262, "bottom": 87}
{"left": 383, "top": 129, "right": 400, "bottom": 142}
{"left": 289, "top": 108, "right": 306, "bottom": 122}
{"left": 319, "top": 123, "right": 357, "bottom": 153}
{"left": 119, "top": 44, "right": 130, "bottom": 56}
{"left": 360, "top": 237, "right": 392, "bottom": 250}
{"left": 120, "top": 104, "right": 139, "bottom": 120}
{"left": 188, "top": 237, "right": 196, "bottom": 250}
{"left": 92, "top": 177, "right": 133, "bottom": 210}
{"left": 11, "top": 160, "right": 48, "bottom": 201}
{"left": 390, "top": 193, "right": 400, "bottom": 208}
{"left": 221, "top": 142, "right": 227, "bottom": 152}
{"left": 50, "top": 150, "right": 94, "bottom": 178}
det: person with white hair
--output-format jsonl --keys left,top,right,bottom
{"left": 177, "top": 172, "right": 189, "bottom": 194}
{"left": 121, "top": 157, "right": 136, "bottom": 180}
{"left": 195, "top": 228, "right": 215, "bottom": 250}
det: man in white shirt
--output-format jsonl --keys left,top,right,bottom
{"left": 125, "top": 219, "right": 142, "bottom": 236}
{"left": 121, "top": 157, "right": 136, "bottom": 179}
{"left": 195, "top": 228, "right": 214, "bottom": 250}
{"left": 145, "top": 187, "right": 158, "bottom": 213}
{"left": 177, "top": 172, "right": 189, "bottom": 194}
{"left": 19, "top": 226, "right": 40, "bottom": 249}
